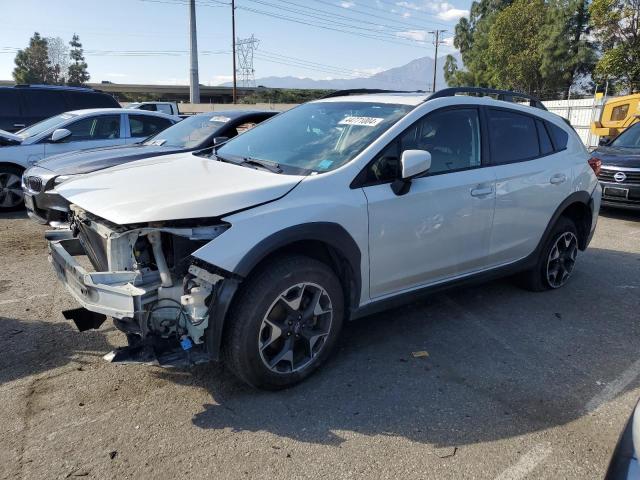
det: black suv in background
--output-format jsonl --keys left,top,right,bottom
{"left": 0, "top": 84, "right": 120, "bottom": 132}
{"left": 592, "top": 122, "right": 640, "bottom": 210}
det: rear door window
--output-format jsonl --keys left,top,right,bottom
{"left": 128, "top": 114, "right": 173, "bottom": 138}
{"left": 488, "top": 109, "right": 540, "bottom": 164}
{"left": 66, "top": 115, "right": 121, "bottom": 141}
{"left": 22, "top": 90, "right": 68, "bottom": 118}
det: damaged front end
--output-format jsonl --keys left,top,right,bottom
{"left": 47, "top": 205, "right": 235, "bottom": 367}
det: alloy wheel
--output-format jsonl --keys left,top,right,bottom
{"left": 546, "top": 231, "right": 578, "bottom": 288}
{"left": 258, "top": 282, "right": 333, "bottom": 374}
{"left": 0, "top": 172, "right": 23, "bottom": 208}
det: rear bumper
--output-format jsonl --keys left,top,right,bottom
{"left": 47, "top": 230, "right": 152, "bottom": 319}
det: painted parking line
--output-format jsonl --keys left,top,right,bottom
{"left": 494, "top": 443, "right": 553, "bottom": 480}
{"left": 584, "top": 357, "right": 640, "bottom": 414}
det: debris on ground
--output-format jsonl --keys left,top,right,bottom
{"left": 411, "top": 351, "right": 429, "bottom": 358}
{"left": 434, "top": 447, "right": 457, "bottom": 458}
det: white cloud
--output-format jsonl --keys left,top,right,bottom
{"left": 394, "top": 1, "right": 468, "bottom": 21}
{"left": 442, "top": 36, "right": 455, "bottom": 47}
{"left": 396, "top": 30, "right": 429, "bottom": 42}
{"left": 106, "top": 72, "right": 127, "bottom": 78}
{"left": 437, "top": 7, "right": 467, "bottom": 20}
{"left": 339, "top": 1, "right": 355, "bottom": 8}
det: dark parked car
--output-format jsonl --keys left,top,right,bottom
{"left": 23, "top": 110, "right": 277, "bottom": 225}
{"left": 0, "top": 84, "right": 120, "bottom": 133}
{"left": 592, "top": 122, "right": 640, "bottom": 210}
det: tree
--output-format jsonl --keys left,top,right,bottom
{"left": 46, "top": 36, "right": 70, "bottom": 85}
{"left": 487, "top": 0, "right": 547, "bottom": 92}
{"left": 589, "top": 0, "right": 640, "bottom": 91}
{"left": 447, "top": 0, "right": 515, "bottom": 87}
{"left": 12, "top": 32, "right": 55, "bottom": 84}
{"left": 67, "top": 34, "right": 90, "bottom": 86}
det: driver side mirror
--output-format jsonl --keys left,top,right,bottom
{"left": 50, "top": 128, "right": 72, "bottom": 143}
{"left": 213, "top": 136, "right": 229, "bottom": 146}
{"left": 391, "top": 150, "right": 431, "bottom": 196}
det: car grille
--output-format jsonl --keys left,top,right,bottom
{"left": 599, "top": 168, "right": 640, "bottom": 184}
{"left": 24, "top": 175, "right": 44, "bottom": 193}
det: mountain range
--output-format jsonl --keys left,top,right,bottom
{"left": 223, "top": 53, "right": 461, "bottom": 91}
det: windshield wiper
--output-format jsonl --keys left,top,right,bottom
{"left": 239, "top": 157, "right": 283, "bottom": 173}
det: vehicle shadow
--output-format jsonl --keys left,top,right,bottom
{"left": 150, "top": 246, "right": 640, "bottom": 448}
{"left": 0, "top": 316, "right": 114, "bottom": 385}
{"left": 0, "top": 209, "right": 28, "bottom": 220}
{"left": 599, "top": 206, "right": 640, "bottom": 221}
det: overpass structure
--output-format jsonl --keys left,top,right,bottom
{"left": 0, "top": 80, "right": 257, "bottom": 103}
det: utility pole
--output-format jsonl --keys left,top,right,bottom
{"left": 232, "top": 0, "right": 237, "bottom": 104}
{"left": 429, "top": 29, "right": 446, "bottom": 93}
{"left": 188, "top": 0, "right": 200, "bottom": 104}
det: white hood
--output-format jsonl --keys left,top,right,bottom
{"left": 56, "top": 152, "right": 304, "bottom": 224}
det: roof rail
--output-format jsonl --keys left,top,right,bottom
{"left": 321, "top": 88, "right": 426, "bottom": 99}
{"left": 428, "top": 87, "right": 547, "bottom": 111}
{"left": 12, "top": 83, "right": 95, "bottom": 92}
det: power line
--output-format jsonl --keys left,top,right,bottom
{"left": 234, "top": 5, "right": 426, "bottom": 49}
{"left": 244, "top": 0, "right": 441, "bottom": 36}
{"left": 306, "top": 0, "right": 446, "bottom": 31}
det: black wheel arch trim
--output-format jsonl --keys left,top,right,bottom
{"left": 204, "top": 222, "right": 362, "bottom": 361}
{"left": 535, "top": 190, "right": 593, "bottom": 254}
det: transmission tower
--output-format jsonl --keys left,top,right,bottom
{"left": 236, "top": 35, "right": 259, "bottom": 88}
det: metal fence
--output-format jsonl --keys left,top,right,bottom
{"left": 542, "top": 98, "right": 602, "bottom": 148}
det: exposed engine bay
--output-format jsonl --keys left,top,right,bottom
{"left": 48, "top": 205, "right": 231, "bottom": 367}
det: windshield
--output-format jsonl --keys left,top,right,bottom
{"left": 611, "top": 123, "right": 640, "bottom": 148}
{"left": 216, "top": 101, "right": 413, "bottom": 172}
{"left": 144, "top": 114, "right": 228, "bottom": 148}
{"left": 16, "top": 113, "right": 77, "bottom": 140}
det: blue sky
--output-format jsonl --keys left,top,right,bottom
{"left": 0, "top": 0, "right": 469, "bottom": 85}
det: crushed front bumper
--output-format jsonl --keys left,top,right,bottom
{"left": 47, "top": 230, "right": 152, "bottom": 319}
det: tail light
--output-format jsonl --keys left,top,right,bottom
{"left": 588, "top": 157, "right": 602, "bottom": 176}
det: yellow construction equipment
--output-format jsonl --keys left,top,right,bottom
{"left": 591, "top": 94, "right": 640, "bottom": 141}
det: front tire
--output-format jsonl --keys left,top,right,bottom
{"left": 222, "top": 255, "right": 344, "bottom": 389}
{"left": 0, "top": 165, "right": 24, "bottom": 211}
{"left": 519, "top": 216, "right": 579, "bottom": 291}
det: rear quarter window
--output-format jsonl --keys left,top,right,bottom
{"left": 536, "top": 119, "right": 554, "bottom": 155}
{"left": 546, "top": 122, "right": 569, "bottom": 151}
{"left": 66, "top": 91, "right": 119, "bottom": 110}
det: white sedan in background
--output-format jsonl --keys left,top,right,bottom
{"left": 0, "top": 108, "right": 180, "bottom": 210}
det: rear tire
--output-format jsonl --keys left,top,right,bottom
{"left": 518, "top": 216, "right": 579, "bottom": 292}
{"left": 0, "top": 165, "right": 24, "bottom": 212}
{"left": 222, "top": 254, "right": 344, "bottom": 390}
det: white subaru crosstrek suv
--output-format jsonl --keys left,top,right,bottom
{"left": 47, "top": 88, "right": 601, "bottom": 389}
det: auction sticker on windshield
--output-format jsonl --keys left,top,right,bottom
{"left": 339, "top": 116, "right": 384, "bottom": 127}
{"left": 210, "top": 116, "right": 231, "bottom": 123}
